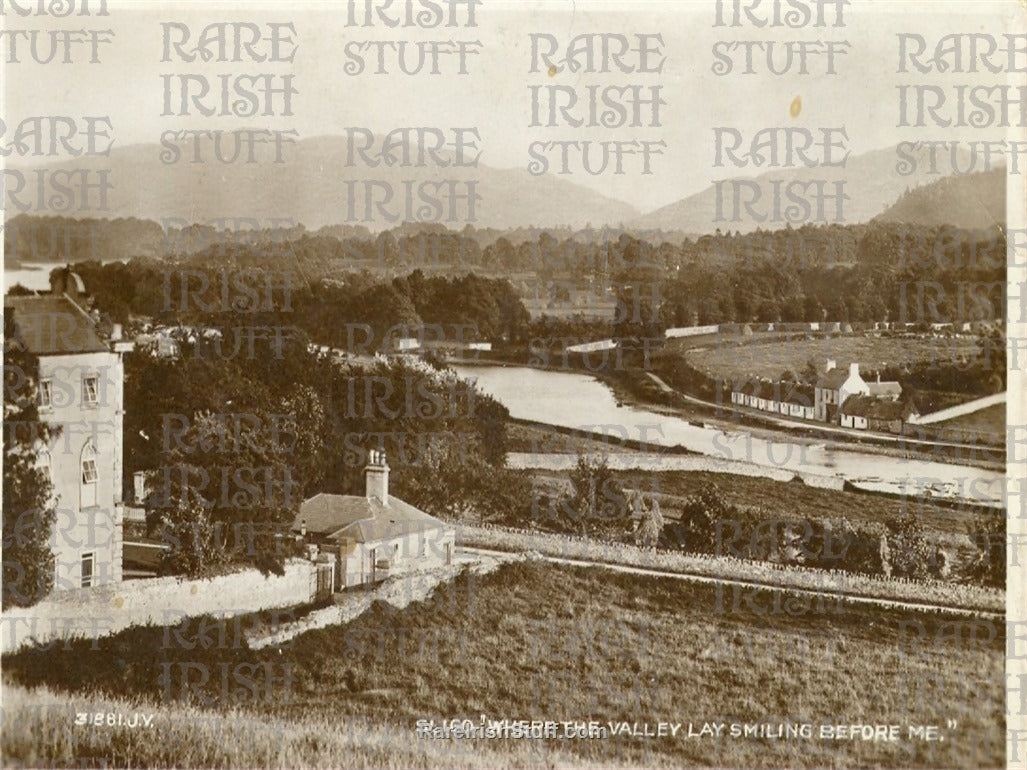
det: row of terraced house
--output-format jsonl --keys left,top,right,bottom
{"left": 730, "top": 359, "right": 919, "bottom": 434}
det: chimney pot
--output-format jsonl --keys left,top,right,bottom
{"left": 364, "top": 449, "right": 389, "bottom": 505}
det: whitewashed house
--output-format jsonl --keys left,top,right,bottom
{"left": 294, "top": 451, "right": 455, "bottom": 591}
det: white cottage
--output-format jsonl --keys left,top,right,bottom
{"left": 294, "top": 451, "right": 455, "bottom": 591}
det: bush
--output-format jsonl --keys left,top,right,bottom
{"left": 967, "top": 512, "right": 1005, "bottom": 588}
{"left": 884, "top": 512, "right": 942, "bottom": 580}
{"left": 560, "top": 455, "right": 629, "bottom": 536}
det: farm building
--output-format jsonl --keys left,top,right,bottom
{"left": 840, "top": 396, "right": 919, "bottom": 433}
{"left": 390, "top": 336, "right": 421, "bottom": 353}
{"left": 814, "top": 361, "right": 869, "bottom": 421}
{"left": 867, "top": 379, "right": 903, "bottom": 399}
{"left": 294, "top": 451, "right": 455, "bottom": 591}
{"left": 731, "top": 361, "right": 901, "bottom": 427}
{"left": 730, "top": 379, "right": 815, "bottom": 420}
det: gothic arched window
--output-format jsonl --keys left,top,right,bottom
{"left": 80, "top": 441, "right": 98, "bottom": 508}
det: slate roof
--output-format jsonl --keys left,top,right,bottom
{"left": 734, "top": 379, "right": 762, "bottom": 397}
{"left": 817, "top": 368, "right": 850, "bottom": 390}
{"left": 4, "top": 294, "right": 108, "bottom": 355}
{"left": 295, "top": 492, "right": 448, "bottom": 543}
{"left": 779, "top": 381, "right": 815, "bottom": 406}
{"left": 734, "top": 379, "right": 814, "bottom": 405}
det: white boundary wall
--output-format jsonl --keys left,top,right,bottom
{"left": 664, "top": 325, "right": 719, "bottom": 338}
{"left": 0, "top": 559, "right": 317, "bottom": 654}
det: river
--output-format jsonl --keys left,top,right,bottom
{"left": 4, "top": 260, "right": 131, "bottom": 293}
{"left": 452, "top": 364, "right": 1006, "bottom": 505}
{"left": 4, "top": 264, "right": 57, "bottom": 292}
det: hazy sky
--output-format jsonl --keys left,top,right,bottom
{"left": 3, "top": 0, "right": 1022, "bottom": 212}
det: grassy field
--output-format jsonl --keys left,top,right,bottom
{"left": 3, "top": 561, "right": 1005, "bottom": 768}
{"left": 681, "top": 334, "right": 982, "bottom": 382}
{"left": 529, "top": 468, "right": 993, "bottom": 537}
{"left": 1, "top": 682, "right": 580, "bottom": 769}
{"left": 455, "top": 526, "right": 1003, "bottom": 612}
{"left": 526, "top": 468, "right": 999, "bottom": 581}
{"left": 507, "top": 419, "right": 696, "bottom": 455}
{"left": 931, "top": 404, "right": 1006, "bottom": 436}
{"left": 507, "top": 419, "right": 647, "bottom": 454}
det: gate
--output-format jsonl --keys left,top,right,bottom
{"left": 315, "top": 562, "right": 334, "bottom": 602}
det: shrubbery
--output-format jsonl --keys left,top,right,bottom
{"left": 658, "top": 482, "right": 982, "bottom": 583}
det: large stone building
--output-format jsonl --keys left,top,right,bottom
{"left": 5, "top": 268, "right": 133, "bottom": 591}
{"left": 814, "top": 360, "right": 870, "bottom": 422}
{"left": 294, "top": 451, "right": 455, "bottom": 591}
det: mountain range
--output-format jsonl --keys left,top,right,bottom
{"left": 7, "top": 137, "right": 1005, "bottom": 235}
{"left": 632, "top": 145, "right": 997, "bottom": 233}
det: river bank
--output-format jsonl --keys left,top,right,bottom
{"left": 454, "top": 364, "right": 1006, "bottom": 505}
{"left": 454, "top": 355, "right": 1004, "bottom": 473}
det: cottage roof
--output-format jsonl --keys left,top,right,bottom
{"left": 867, "top": 381, "right": 902, "bottom": 398}
{"left": 295, "top": 492, "right": 447, "bottom": 543}
{"left": 4, "top": 295, "right": 108, "bottom": 355}
{"left": 817, "top": 368, "right": 849, "bottom": 390}
{"left": 780, "top": 382, "right": 815, "bottom": 406}
{"left": 841, "top": 395, "right": 914, "bottom": 420}
{"left": 839, "top": 395, "right": 877, "bottom": 417}
{"left": 734, "top": 379, "right": 814, "bottom": 404}
{"left": 735, "top": 379, "right": 759, "bottom": 397}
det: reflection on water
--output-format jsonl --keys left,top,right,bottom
{"left": 454, "top": 364, "right": 1004, "bottom": 505}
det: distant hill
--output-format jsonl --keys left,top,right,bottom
{"left": 6, "top": 135, "right": 639, "bottom": 232}
{"left": 630, "top": 145, "right": 979, "bottom": 235}
{"left": 874, "top": 167, "right": 1006, "bottom": 229}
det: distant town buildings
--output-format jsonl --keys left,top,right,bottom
{"left": 731, "top": 359, "right": 915, "bottom": 434}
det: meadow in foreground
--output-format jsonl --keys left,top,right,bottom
{"left": 3, "top": 561, "right": 1005, "bottom": 768}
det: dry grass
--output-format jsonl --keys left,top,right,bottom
{"left": 684, "top": 335, "right": 982, "bottom": 383}
{"left": 275, "top": 561, "right": 1006, "bottom": 768}
{"left": 1, "top": 682, "right": 588, "bottom": 769}
{"left": 507, "top": 420, "right": 647, "bottom": 455}
{"left": 455, "top": 525, "right": 1004, "bottom": 612}
{"left": 930, "top": 404, "right": 1006, "bottom": 436}
{"left": 3, "top": 561, "right": 1005, "bottom": 768}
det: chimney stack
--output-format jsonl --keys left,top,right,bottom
{"left": 849, "top": 363, "right": 860, "bottom": 378}
{"left": 825, "top": 359, "right": 836, "bottom": 372}
{"left": 50, "top": 265, "right": 86, "bottom": 300}
{"left": 133, "top": 471, "right": 149, "bottom": 504}
{"left": 364, "top": 449, "right": 389, "bottom": 505}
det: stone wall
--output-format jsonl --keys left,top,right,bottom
{"left": 0, "top": 559, "right": 317, "bottom": 654}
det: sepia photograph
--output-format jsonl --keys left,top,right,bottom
{"left": 1, "top": 1, "right": 1024, "bottom": 767}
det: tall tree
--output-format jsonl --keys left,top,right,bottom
{"left": 3, "top": 315, "right": 58, "bottom": 608}
{"left": 564, "top": 454, "right": 628, "bottom": 536}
